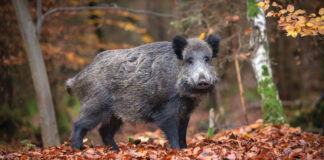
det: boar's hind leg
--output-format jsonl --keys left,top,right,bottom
{"left": 178, "top": 117, "right": 189, "bottom": 149}
{"left": 99, "top": 116, "right": 122, "bottom": 151}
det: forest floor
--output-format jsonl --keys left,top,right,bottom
{"left": 1, "top": 120, "right": 323, "bottom": 159}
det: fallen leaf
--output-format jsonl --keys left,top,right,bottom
{"left": 287, "top": 4, "right": 294, "bottom": 13}
{"left": 294, "top": 9, "right": 306, "bottom": 16}
{"left": 2, "top": 121, "right": 323, "bottom": 159}
{"left": 306, "top": 22, "right": 313, "bottom": 27}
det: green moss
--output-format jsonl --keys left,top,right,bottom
{"left": 248, "top": 0, "right": 260, "bottom": 19}
{"left": 261, "top": 65, "right": 269, "bottom": 76}
{"left": 258, "top": 65, "right": 287, "bottom": 124}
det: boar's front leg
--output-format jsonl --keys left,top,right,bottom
{"left": 154, "top": 100, "right": 181, "bottom": 150}
{"left": 99, "top": 115, "right": 122, "bottom": 151}
{"left": 72, "top": 99, "right": 108, "bottom": 150}
{"left": 72, "top": 112, "right": 102, "bottom": 150}
{"left": 178, "top": 117, "right": 189, "bottom": 149}
{"left": 156, "top": 116, "right": 181, "bottom": 150}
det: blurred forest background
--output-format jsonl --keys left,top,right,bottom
{"left": 0, "top": 0, "right": 323, "bottom": 149}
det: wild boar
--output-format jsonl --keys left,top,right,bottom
{"left": 65, "top": 35, "right": 221, "bottom": 151}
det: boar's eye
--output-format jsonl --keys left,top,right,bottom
{"left": 186, "top": 57, "right": 193, "bottom": 65}
{"left": 204, "top": 56, "right": 210, "bottom": 63}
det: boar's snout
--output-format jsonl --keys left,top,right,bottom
{"left": 195, "top": 73, "right": 212, "bottom": 89}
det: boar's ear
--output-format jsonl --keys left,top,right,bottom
{"left": 206, "top": 35, "right": 220, "bottom": 58}
{"left": 172, "top": 35, "right": 187, "bottom": 60}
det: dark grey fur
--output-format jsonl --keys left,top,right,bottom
{"left": 66, "top": 35, "right": 221, "bottom": 151}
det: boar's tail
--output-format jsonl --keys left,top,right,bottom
{"left": 65, "top": 78, "right": 75, "bottom": 95}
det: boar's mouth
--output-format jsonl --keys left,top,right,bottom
{"left": 177, "top": 79, "right": 215, "bottom": 96}
{"left": 191, "top": 85, "right": 214, "bottom": 94}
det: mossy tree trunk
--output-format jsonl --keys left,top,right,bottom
{"left": 247, "top": 0, "right": 287, "bottom": 124}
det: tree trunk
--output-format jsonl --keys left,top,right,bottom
{"left": 247, "top": 0, "right": 287, "bottom": 124}
{"left": 12, "top": 0, "right": 60, "bottom": 147}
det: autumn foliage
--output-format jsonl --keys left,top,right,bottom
{"left": 1, "top": 0, "right": 324, "bottom": 158}
{"left": 2, "top": 120, "right": 323, "bottom": 159}
{"left": 258, "top": 0, "right": 324, "bottom": 38}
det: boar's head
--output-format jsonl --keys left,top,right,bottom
{"left": 172, "top": 35, "right": 221, "bottom": 97}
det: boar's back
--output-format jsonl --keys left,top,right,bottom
{"left": 70, "top": 42, "right": 179, "bottom": 123}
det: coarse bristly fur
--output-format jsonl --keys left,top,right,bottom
{"left": 66, "top": 35, "right": 221, "bottom": 151}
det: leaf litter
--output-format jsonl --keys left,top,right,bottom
{"left": 1, "top": 120, "right": 323, "bottom": 159}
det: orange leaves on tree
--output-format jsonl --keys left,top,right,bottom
{"left": 104, "top": 19, "right": 147, "bottom": 34}
{"left": 239, "top": 52, "right": 251, "bottom": 60}
{"left": 262, "top": 4, "right": 270, "bottom": 11}
{"left": 319, "top": 8, "right": 324, "bottom": 15}
{"left": 40, "top": 43, "right": 63, "bottom": 60}
{"left": 65, "top": 52, "right": 86, "bottom": 65}
{"left": 40, "top": 43, "right": 88, "bottom": 70}
{"left": 107, "top": 10, "right": 144, "bottom": 21}
{"left": 198, "top": 32, "right": 206, "bottom": 40}
{"left": 259, "top": 0, "right": 324, "bottom": 38}
{"left": 257, "top": 2, "right": 269, "bottom": 11}
{"left": 88, "top": 10, "right": 145, "bottom": 22}
{"left": 197, "top": 28, "right": 216, "bottom": 41}
{"left": 141, "top": 34, "right": 154, "bottom": 43}
{"left": 271, "top": 2, "right": 279, "bottom": 7}
{"left": 87, "top": 18, "right": 154, "bottom": 43}
{"left": 225, "top": 15, "right": 240, "bottom": 25}
{"left": 86, "top": 8, "right": 152, "bottom": 43}
{"left": 278, "top": 9, "right": 287, "bottom": 16}
{"left": 2, "top": 53, "right": 25, "bottom": 66}
{"left": 244, "top": 28, "right": 252, "bottom": 35}
{"left": 320, "top": 26, "right": 324, "bottom": 34}
{"left": 231, "top": 15, "right": 240, "bottom": 21}
{"left": 96, "top": 42, "right": 134, "bottom": 50}
{"left": 266, "top": 11, "right": 275, "bottom": 17}
{"left": 256, "top": 2, "right": 265, "bottom": 7}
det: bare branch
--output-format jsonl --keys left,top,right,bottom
{"left": 36, "top": 0, "right": 42, "bottom": 37}
{"left": 36, "top": 4, "right": 175, "bottom": 37}
{"left": 231, "top": 26, "right": 248, "bottom": 125}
